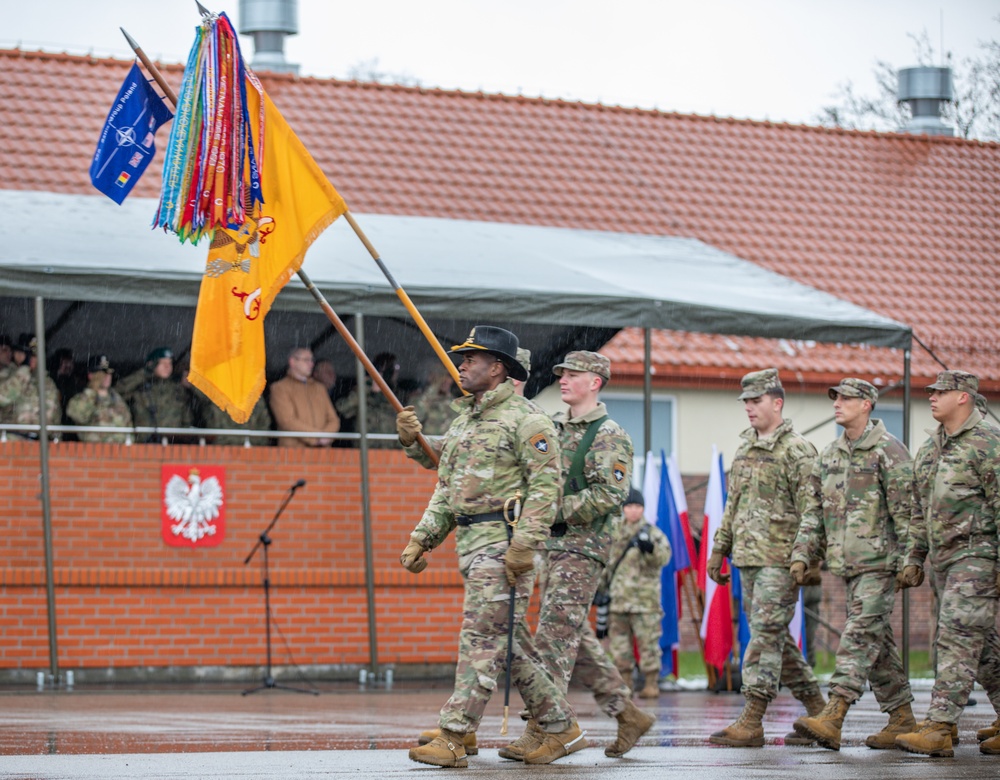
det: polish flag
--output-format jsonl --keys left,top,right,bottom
{"left": 698, "top": 446, "right": 733, "bottom": 671}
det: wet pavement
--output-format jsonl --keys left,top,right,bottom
{"left": 0, "top": 679, "right": 996, "bottom": 778}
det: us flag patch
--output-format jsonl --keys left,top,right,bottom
{"left": 613, "top": 462, "right": 627, "bottom": 482}
{"left": 530, "top": 433, "right": 550, "bottom": 453}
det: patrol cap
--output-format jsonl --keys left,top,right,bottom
{"left": 14, "top": 333, "right": 37, "bottom": 356}
{"left": 738, "top": 368, "right": 782, "bottom": 400}
{"left": 926, "top": 370, "right": 979, "bottom": 395}
{"left": 0, "top": 334, "right": 11, "bottom": 348}
{"left": 146, "top": 347, "right": 174, "bottom": 364}
{"left": 450, "top": 326, "right": 528, "bottom": 382}
{"left": 625, "top": 487, "right": 644, "bottom": 507}
{"left": 515, "top": 347, "right": 531, "bottom": 377}
{"left": 828, "top": 377, "right": 878, "bottom": 406}
{"left": 553, "top": 351, "right": 611, "bottom": 382}
{"left": 87, "top": 354, "right": 114, "bottom": 374}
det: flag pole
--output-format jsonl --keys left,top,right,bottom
{"left": 121, "top": 28, "right": 440, "bottom": 466}
{"left": 190, "top": 1, "right": 466, "bottom": 396}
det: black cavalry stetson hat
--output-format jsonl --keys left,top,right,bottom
{"left": 450, "top": 325, "right": 528, "bottom": 382}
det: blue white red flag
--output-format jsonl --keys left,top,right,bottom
{"left": 90, "top": 62, "right": 173, "bottom": 204}
{"left": 656, "top": 451, "right": 682, "bottom": 678}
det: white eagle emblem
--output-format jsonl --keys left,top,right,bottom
{"left": 164, "top": 469, "right": 224, "bottom": 543}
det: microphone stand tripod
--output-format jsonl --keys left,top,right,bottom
{"left": 242, "top": 482, "right": 318, "bottom": 696}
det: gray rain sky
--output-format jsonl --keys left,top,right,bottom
{"left": 5, "top": 0, "right": 998, "bottom": 125}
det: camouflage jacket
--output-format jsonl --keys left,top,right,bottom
{"left": 118, "top": 369, "right": 193, "bottom": 440}
{"left": 0, "top": 365, "right": 61, "bottom": 435}
{"left": 713, "top": 418, "right": 820, "bottom": 567}
{"left": 65, "top": 388, "right": 133, "bottom": 443}
{"left": 410, "top": 384, "right": 459, "bottom": 436}
{"left": 197, "top": 392, "right": 273, "bottom": 446}
{"left": 545, "top": 403, "right": 632, "bottom": 565}
{"left": 406, "top": 381, "right": 561, "bottom": 557}
{"left": 792, "top": 419, "right": 912, "bottom": 577}
{"left": 905, "top": 409, "right": 1000, "bottom": 573}
{"left": 335, "top": 385, "right": 399, "bottom": 435}
{"left": 605, "top": 517, "right": 672, "bottom": 613}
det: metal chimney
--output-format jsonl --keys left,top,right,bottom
{"left": 897, "top": 66, "right": 954, "bottom": 137}
{"left": 238, "top": 0, "right": 299, "bottom": 75}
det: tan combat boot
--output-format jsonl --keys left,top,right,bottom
{"left": 408, "top": 727, "right": 470, "bottom": 767}
{"left": 638, "top": 674, "right": 661, "bottom": 699}
{"left": 895, "top": 720, "right": 955, "bottom": 758}
{"left": 709, "top": 695, "right": 768, "bottom": 747}
{"left": 914, "top": 719, "right": 959, "bottom": 745}
{"left": 417, "top": 727, "right": 479, "bottom": 754}
{"left": 864, "top": 702, "right": 916, "bottom": 749}
{"left": 605, "top": 700, "right": 656, "bottom": 757}
{"left": 497, "top": 719, "right": 544, "bottom": 761}
{"left": 784, "top": 689, "right": 825, "bottom": 746}
{"left": 981, "top": 732, "right": 1000, "bottom": 754}
{"left": 522, "top": 721, "right": 588, "bottom": 764}
{"left": 792, "top": 693, "right": 850, "bottom": 751}
{"left": 978, "top": 716, "right": 1000, "bottom": 742}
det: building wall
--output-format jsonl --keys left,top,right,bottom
{"left": 0, "top": 441, "right": 935, "bottom": 680}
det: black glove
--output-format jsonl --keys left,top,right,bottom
{"left": 637, "top": 531, "right": 654, "bottom": 554}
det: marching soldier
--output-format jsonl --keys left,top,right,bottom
{"left": 789, "top": 378, "right": 915, "bottom": 750}
{"left": 896, "top": 370, "right": 1000, "bottom": 757}
{"left": 399, "top": 326, "right": 584, "bottom": 768}
{"left": 65, "top": 355, "right": 132, "bottom": 443}
{"left": 707, "top": 368, "right": 825, "bottom": 747}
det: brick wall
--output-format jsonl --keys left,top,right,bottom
{"left": 1, "top": 442, "right": 934, "bottom": 678}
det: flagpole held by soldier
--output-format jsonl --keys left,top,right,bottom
{"left": 119, "top": 21, "right": 441, "bottom": 463}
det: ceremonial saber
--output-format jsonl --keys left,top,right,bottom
{"left": 189, "top": 2, "right": 466, "bottom": 396}
{"left": 121, "top": 27, "right": 440, "bottom": 466}
{"left": 501, "top": 492, "right": 522, "bottom": 736}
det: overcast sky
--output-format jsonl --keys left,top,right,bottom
{"left": 5, "top": 0, "right": 998, "bottom": 125}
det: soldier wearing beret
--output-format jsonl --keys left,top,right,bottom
{"left": 504, "top": 350, "right": 653, "bottom": 760}
{"left": 707, "top": 368, "right": 824, "bottom": 747}
{"left": 65, "top": 355, "right": 133, "bottom": 443}
{"left": 790, "top": 378, "right": 915, "bottom": 750}
{"left": 117, "top": 347, "right": 193, "bottom": 443}
{"left": 896, "top": 370, "right": 1000, "bottom": 757}
{"left": 400, "top": 326, "right": 583, "bottom": 768}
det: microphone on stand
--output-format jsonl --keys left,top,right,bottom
{"left": 291, "top": 479, "right": 306, "bottom": 490}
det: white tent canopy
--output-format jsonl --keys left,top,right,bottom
{"left": 0, "top": 191, "right": 910, "bottom": 348}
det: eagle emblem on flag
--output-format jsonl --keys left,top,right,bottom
{"left": 162, "top": 466, "right": 226, "bottom": 546}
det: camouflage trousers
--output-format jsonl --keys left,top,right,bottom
{"left": 439, "top": 542, "right": 574, "bottom": 734}
{"left": 926, "top": 557, "right": 1000, "bottom": 724}
{"left": 608, "top": 611, "right": 663, "bottom": 676}
{"left": 739, "top": 566, "right": 820, "bottom": 702}
{"left": 512, "top": 550, "right": 631, "bottom": 718}
{"left": 827, "top": 571, "right": 912, "bottom": 712}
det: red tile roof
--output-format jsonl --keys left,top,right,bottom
{"left": 3, "top": 48, "right": 999, "bottom": 391}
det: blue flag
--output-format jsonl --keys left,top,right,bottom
{"left": 657, "top": 451, "right": 681, "bottom": 678}
{"left": 90, "top": 63, "right": 173, "bottom": 204}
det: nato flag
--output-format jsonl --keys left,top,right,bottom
{"left": 90, "top": 63, "right": 173, "bottom": 204}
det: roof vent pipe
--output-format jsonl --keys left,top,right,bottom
{"left": 238, "top": 0, "right": 299, "bottom": 75}
{"left": 897, "top": 66, "right": 954, "bottom": 136}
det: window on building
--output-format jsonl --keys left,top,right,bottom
{"left": 601, "top": 394, "right": 676, "bottom": 466}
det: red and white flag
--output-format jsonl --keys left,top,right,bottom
{"left": 698, "top": 446, "right": 733, "bottom": 671}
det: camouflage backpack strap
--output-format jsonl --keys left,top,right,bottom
{"left": 563, "top": 415, "right": 608, "bottom": 496}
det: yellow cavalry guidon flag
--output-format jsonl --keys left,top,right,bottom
{"left": 188, "top": 84, "right": 347, "bottom": 423}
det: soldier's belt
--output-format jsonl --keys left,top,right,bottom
{"left": 455, "top": 511, "right": 507, "bottom": 527}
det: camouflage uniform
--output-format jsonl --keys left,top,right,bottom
{"left": 410, "top": 382, "right": 459, "bottom": 436}
{"left": 713, "top": 416, "right": 822, "bottom": 703}
{"left": 335, "top": 384, "right": 399, "bottom": 446}
{"left": 792, "top": 393, "right": 914, "bottom": 712}
{"left": 195, "top": 389, "right": 273, "bottom": 446}
{"left": 607, "top": 515, "right": 672, "bottom": 680}
{"left": 66, "top": 387, "right": 132, "bottom": 443}
{"left": 0, "top": 365, "right": 61, "bottom": 438}
{"left": 118, "top": 368, "right": 193, "bottom": 443}
{"left": 404, "top": 380, "right": 575, "bottom": 735}
{"left": 905, "top": 375, "right": 1000, "bottom": 726}
{"left": 511, "top": 353, "right": 634, "bottom": 719}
